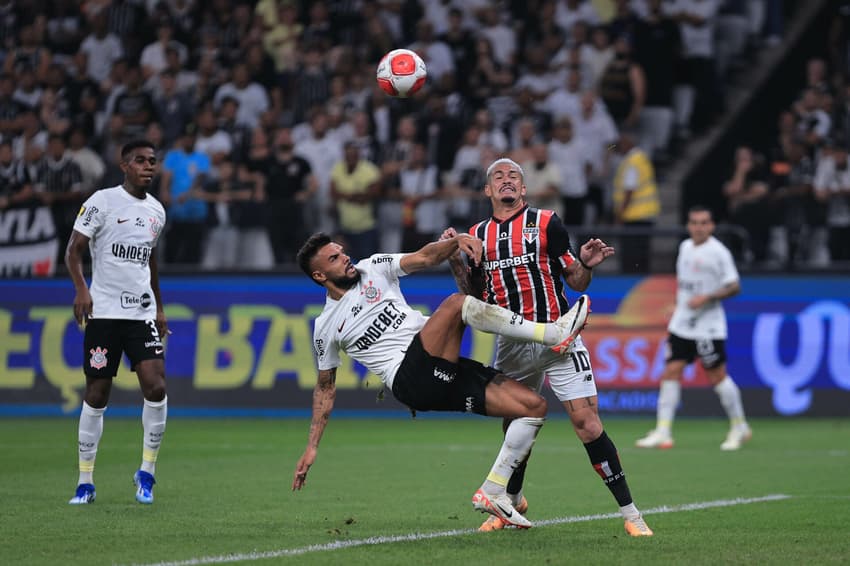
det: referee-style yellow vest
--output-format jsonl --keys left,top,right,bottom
{"left": 613, "top": 148, "right": 660, "bottom": 222}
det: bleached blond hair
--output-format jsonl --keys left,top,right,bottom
{"left": 486, "top": 158, "right": 525, "bottom": 184}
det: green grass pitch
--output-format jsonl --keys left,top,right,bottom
{"left": 2, "top": 417, "right": 849, "bottom": 565}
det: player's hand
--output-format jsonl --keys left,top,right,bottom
{"left": 72, "top": 288, "right": 93, "bottom": 328}
{"left": 579, "top": 238, "right": 615, "bottom": 269}
{"left": 455, "top": 233, "right": 483, "bottom": 266}
{"left": 292, "top": 447, "right": 317, "bottom": 491}
{"left": 440, "top": 227, "right": 462, "bottom": 260}
{"left": 155, "top": 310, "right": 169, "bottom": 338}
{"left": 687, "top": 294, "right": 711, "bottom": 309}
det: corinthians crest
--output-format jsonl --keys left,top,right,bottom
{"left": 89, "top": 347, "right": 109, "bottom": 369}
{"left": 361, "top": 280, "right": 382, "bottom": 304}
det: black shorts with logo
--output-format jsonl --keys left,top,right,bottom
{"left": 666, "top": 332, "right": 726, "bottom": 370}
{"left": 391, "top": 333, "right": 498, "bottom": 416}
{"left": 83, "top": 319, "right": 164, "bottom": 378}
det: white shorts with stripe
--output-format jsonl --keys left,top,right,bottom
{"left": 494, "top": 335, "right": 597, "bottom": 402}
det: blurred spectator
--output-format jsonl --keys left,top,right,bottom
{"left": 608, "top": 0, "right": 642, "bottom": 40}
{"left": 399, "top": 142, "right": 445, "bottom": 251}
{"left": 515, "top": 44, "right": 561, "bottom": 106}
{"left": 200, "top": 158, "right": 274, "bottom": 269}
{"left": 813, "top": 140, "right": 850, "bottom": 262}
{"left": 3, "top": 23, "right": 52, "bottom": 81}
{"left": 67, "top": 127, "right": 105, "bottom": 194}
{"left": 295, "top": 108, "right": 342, "bottom": 235}
{"left": 140, "top": 21, "right": 188, "bottom": 80}
{"left": 12, "top": 108, "right": 47, "bottom": 161}
{"left": 33, "top": 133, "right": 84, "bottom": 262}
{"left": 440, "top": 7, "right": 477, "bottom": 96}
{"left": 409, "top": 19, "right": 455, "bottom": 88}
{"left": 0, "top": 73, "right": 22, "bottom": 139}
{"left": 291, "top": 43, "right": 329, "bottom": 124}
{"left": 0, "top": 138, "right": 33, "bottom": 211}
{"left": 508, "top": 117, "right": 541, "bottom": 165}
{"left": 46, "top": 0, "right": 85, "bottom": 64}
{"left": 145, "top": 45, "right": 199, "bottom": 99}
{"left": 543, "top": 66, "right": 583, "bottom": 122}
{"left": 473, "top": 108, "right": 508, "bottom": 154}
{"left": 548, "top": 116, "right": 591, "bottom": 226}
{"left": 585, "top": 25, "right": 614, "bottom": 88}
{"left": 478, "top": 5, "right": 516, "bottom": 69}
{"left": 506, "top": 87, "right": 551, "bottom": 149}
{"left": 417, "top": 94, "right": 463, "bottom": 174}
{"left": 39, "top": 88, "right": 71, "bottom": 137}
{"left": 79, "top": 10, "right": 123, "bottom": 86}
{"left": 555, "top": 0, "right": 600, "bottom": 33}
{"left": 598, "top": 35, "right": 646, "bottom": 131}
{"left": 12, "top": 66, "right": 43, "bottom": 110}
{"left": 194, "top": 106, "right": 233, "bottom": 176}
{"left": 378, "top": 114, "right": 417, "bottom": 253}
{"left": 723, "top": 146, "right": 770, "bottom": 262}
{"left": 466, "top": 36, "right": 502, "bottom": 108}
{"left": 521, "top": 141, "right": 563, "bottom": 217}
{"left": 261, "top": 0, "right": 302, "bottom": 80}
{"left": 794, "top": 88, "right": 832, "bottom": 152}
{"left": 153, "top": 70, "right": 194, "bottom": 148}
{"left": 213, "top": 62, "right": 270, "bottom": 130}
{"left": 634, "top": 0, "right": 681, "bottom": 159}
{"left": 672, "top": 0, "right": 720, "bottom": 136}
{"left": 160, "top": 124, "right": 210, "bottom": 265}
{"left": 612, "top": 129, "right": 660, "bottom": 273}
{"left": 767, "top": 137, "right": 816, "bottom": 267}
{"left": 265, "top": 128, "right": 316, "bottom": 264}
{"left": 574, "top": 91, "right": 618, "bottom": 224}
{"left": 110, "top": 65, "right": 156, "bottom": 142}
{"left": 330, "top": 140, "right": 381, "bottom": 261}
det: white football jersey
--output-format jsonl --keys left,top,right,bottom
{"left": 312, "top": 253, "right": 428, "bottom": 388}
{"left": 668, "top": 236, "right": 739, "bottom": 339}
{"left": 73, "top": 186, "right": 166, "bottom": 320}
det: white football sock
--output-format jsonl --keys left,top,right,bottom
{"left": 77, "top": 401, "right": 105, "bottom": 485}
{"left": 656, "top": 380, "right": 680, "bottom": 435}
{"left": 620, "top": 502, "right": 641, "bottom": 520}
{"left": 140, "top": 396, "right": 167, "bottom": 475}
{"left": 483, "top": 417, "right": 544, "bottom": 493}
{"left": 462, "top": 296, "right": 558, "bottom": 344}
{"left": 714, "top": 376, "right": 746, "bottom": 427}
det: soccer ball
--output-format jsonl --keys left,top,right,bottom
{"left": 376, "top": 49, "right": 427, "bottom": 98}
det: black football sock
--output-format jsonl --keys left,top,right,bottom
{"left": 583, "top": 430, "right": 633, "bottom": 507}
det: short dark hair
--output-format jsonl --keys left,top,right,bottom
{"left": 296, "top": 232, "right": 333, "bottom": 285}
{"left": 121, "top": 139, "right": 156, "bottom": 160}
{"left": 688, "top": 205, "right": 713, "bottom": 220}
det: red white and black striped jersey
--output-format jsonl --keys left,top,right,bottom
{"left": 469, "top": 205, "right": 577, "bottom": 323}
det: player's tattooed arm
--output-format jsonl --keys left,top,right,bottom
{"left": 293, "top": 368, "right": 337, "bottom": 491}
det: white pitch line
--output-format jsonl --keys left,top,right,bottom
{"left": 130, "top": 494, "right": 791, "bottom": 566}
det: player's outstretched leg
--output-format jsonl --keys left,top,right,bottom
{"left": 68, "top": 483, "right": 96, "bottom": 505}
{"left": 133, "top": 470, "right": 156, "bottom": 504}
{"left": 461, "top": 294, "right": 590, "bottom": 354}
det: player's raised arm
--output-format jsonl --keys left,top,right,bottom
{"left": 292, "top": 367, "right": 337, "bottom": 491}
{"left": 400, "top": 233, "right": 483, "bottom": 274}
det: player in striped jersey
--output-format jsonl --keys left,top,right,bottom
{"left": 445, "top": 158, "right": 652, "bottom": 536}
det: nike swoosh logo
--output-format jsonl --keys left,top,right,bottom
{"left": 154, "top": 348, "right": 163, "bottom": 354}
{"left": 495, "top": 502, "right": 513, "bottom": 518}
{"left": 117, "top": 218, "right": 130, "bottom": 223}
{"left": 337, "top": 321, "right": 346, "bottom": 332}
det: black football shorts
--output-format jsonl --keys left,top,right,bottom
{"left": 83, "top": 319, "right": 164, "bottom": 378}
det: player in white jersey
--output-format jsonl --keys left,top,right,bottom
{"left": 637, "top": 206, "right": 752, "bottom": 451}
{"left": 65, "top": 140, "right": 169, "bottom": 505}
{"left": 291, "top": 232, "right": 591, "bottom": 529}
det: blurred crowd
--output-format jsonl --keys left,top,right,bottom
{"left": 722, "top": 34, "right": 850, "bottom": 267}
{"left": 0, "top": 0, "right": 786, "bottom": 270}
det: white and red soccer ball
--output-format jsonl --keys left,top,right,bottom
{"left": 376, "top": 49, "right": 427, "bottom": 98}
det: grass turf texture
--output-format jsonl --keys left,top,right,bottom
{"left": 2, "top": 417, "right": 849, "bottom": 565}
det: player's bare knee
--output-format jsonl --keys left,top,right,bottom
{"left": 526, "top": 394, "right": 547, "bottom": 418}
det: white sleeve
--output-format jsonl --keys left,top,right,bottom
{"left": 361, "top": 254, "right": 407, "bottom": 279}
{"left": 717, "top": 244, "right": 740, "bottom": 286}
{"left": 313, "top": 317, "right": 340, "bottom": 371}
{"left": 73, "top": 191, "right": 106, "bottom": 238}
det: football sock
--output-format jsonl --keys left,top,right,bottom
{"left": 619, "top": 502, "right": 641, "bottom": 521}
{"left": 140, "top": 396, "right": 168, "bottom": 476}
{"left": 714, "top": 376, "right": 746, "bottom": 427}
{"left": 483, "top": 417, "right": 544, "bottom": 494}
{"left": 461, "top": 296, "right": 555, "bottom": 344}
{"left": 506, "top": 457, "right": 528, "bottom": 501}
{"left": 656, "top": 380, "right": 680, "bottom": 434}
{"left": 584, "top": 430, "right": 633, "bottom": 507}
{"left": 77, "top": 401, "right": 105, "bottom": 485}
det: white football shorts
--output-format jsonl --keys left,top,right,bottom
{"left": 494, "top": 335, "right": 597, "bottom": 402}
